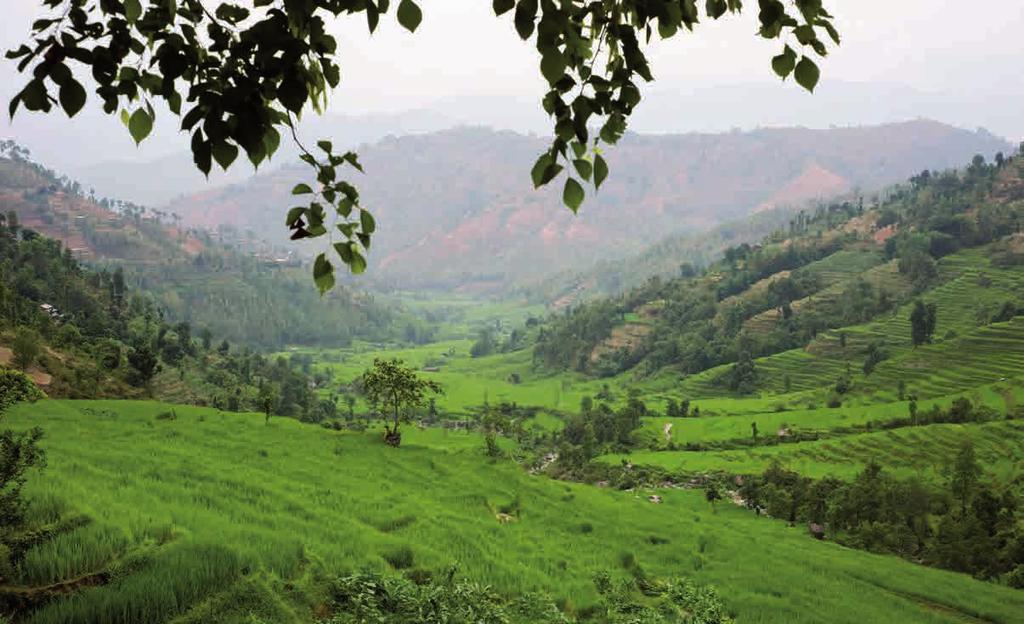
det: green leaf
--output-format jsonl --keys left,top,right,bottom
{"left": 278, "top": 75, "right": 308, "bottom": 114}
{"left": 313, "top": 253, "right": 335, "bottom": 295}
{"left": 563, "top": 177, "right": 584, "bottom": 213}
{"left": 334, "top": 241, "right": 354, "bottom": 264}
{"left": 167, "top": 91, "right": 182, "bottom": 115}
{"left": 530, "top": 153, "right": 563, "bottom": 188}
{"left": 285, "top": 206, "right": 305, "bottom": 227}
{"left": 396, "top": 0, "right": 422, "bottom": 32}
{"left": 342, "top": 151, "right": 364, "bottom": 172}
{"left": 191, "top": 131, "right": 211, "bottom": 176}
{"left": 292, "top": 183, "right": 314, "bottom": 195}
{"left": 820, "top": 20, "right": 840, "bottom": 45}
{"left": 317, "top": 140, "right": 333, "bottom": 154}
{"left": 263, "top": 127, "right": 281, "bottom": 158}
{"left": 794, "top": 56, "right": 820, "bottom": 92}
{"left": 531, "top": 153, "right": 552, "bottom": 187}
{"left": 124, "top": 0, "right": 142, "bottom": 22}
{"left": 706, "top": 0, "right": 728, "bottom": 19}
{"left": 360, "top": 209, "right": 376, "bottom": 234}
{"left": 20, "top": 79, "right": 49, "bottom": 112}
{"left": 350, "top": 251, "right": 367, "bottom": 275}
{"left": 771, "top": 45, "right": 797, "bottom": 79}
{"left": 128, "top": 108, "right": 153, "bottom": 144}
{"left": 573, "top": 158, "right": 592, "bottom": 181}
{"left": 212, "top": 141, "right": 238, "bottom": 170}
{"left": 58, "top": 79, "right": 86, "bottom": 117}
{"left": 492, "top": 0, "right": 515, "bottom": 16}
{"left": 540, "top": 51, "right": 566, "bottom": 85}
{"left": 514, "top": 0, "right": 537, "bottom": 40}
{"left": 594, "top": 154, "right": 608, "bottom": 190}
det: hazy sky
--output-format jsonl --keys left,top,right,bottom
{"left": 1, "top": 0, "right": 1022, "bottom": 168}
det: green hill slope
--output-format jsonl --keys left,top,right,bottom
{"left": 4, "top": 400, "right": 1022, "bottom": 623}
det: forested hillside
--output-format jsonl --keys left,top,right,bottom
{"left": 0, "top": 217, "right": 338, "bottom": 419}
{"left": 0, "top": 143, "right": 402, "bottom": 349}
{"left": 166, "top": 121, "right": 1009, "bottom": 292}
{"left": 535, "top": 148, "right": 1024, "bottom": 383}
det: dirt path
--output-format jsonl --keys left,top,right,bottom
{"left": 0, "top": 347, "right": 52, "bottom": 386}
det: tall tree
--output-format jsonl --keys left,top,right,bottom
{"left": 950, "top": 439, "right": 981, "bottom": 514}
{"left": 10, "top": 0, "right": 838, "bottom": 290}
{"left": 909, "top": 300, "right": 937, "bottom": 347}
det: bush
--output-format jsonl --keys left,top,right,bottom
{"left": 1007, "top": 565, "right": 1024, "bottom": 589}
{"left": 0, "top": 369, "right": 44, "bottom": 411}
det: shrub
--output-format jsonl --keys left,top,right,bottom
{"left": 0, "top": 369, "right": 44, "bottom": 411}
{"left": 1007, "top": 565, "right": 1024, "bottom": 589}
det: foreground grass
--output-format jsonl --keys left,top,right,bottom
{"left": 4, "top": 400, "right": 1023, "bottom": 623}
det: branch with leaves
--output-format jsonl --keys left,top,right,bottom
{"left": 8, "top": 0, "right": 838, "bottom": 291}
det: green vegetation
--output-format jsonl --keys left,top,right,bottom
{"left": 2, "top": 400, "right": 1022, "bottom": 623}
{"left": 3, "top": 144, "right": 1024, "bottom": 622}
{"left": 0, "top": 145, "right": 401, "bottom": 351}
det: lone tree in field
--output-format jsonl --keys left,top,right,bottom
{"left": 259, "top": 383, "right": 278, "bottom": 425}
{"left": 362, "top": 358, "right": 441, "bottom": 447}
{"left": 10, "top": 0, "right": 839, "bottom": 292}
{"left": 343, "top": 394, "right": 356, "bottom": 422}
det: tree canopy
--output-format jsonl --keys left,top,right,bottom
{"left": 8, "top": 0, "right": 838, "bottom": 289}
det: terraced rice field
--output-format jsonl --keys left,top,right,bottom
{"left": 606, "top": 420, "right": 1024, "bottom": 482}
{"left": 681, "top": 246, "right": 1024, "bottom": 402}
{"left": 5, "top": 400, "right": 1024, "bottom": 624}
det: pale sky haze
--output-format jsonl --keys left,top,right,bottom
{"left": 1, "top": 0, "right": 1021, "bottom": 170}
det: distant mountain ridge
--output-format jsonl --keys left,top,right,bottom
{"left": 165, "top": 120, "right": 1011, "bottom": 293}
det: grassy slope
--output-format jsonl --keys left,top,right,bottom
{"left": 7, "top": 400, "right": 1023, "bottom": 624}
